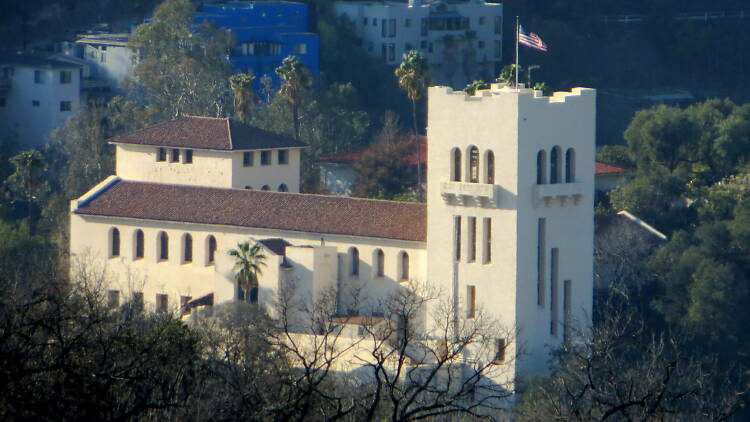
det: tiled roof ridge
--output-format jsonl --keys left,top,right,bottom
{"left": 109, "top": 118, "right": 181, "bottom": 143}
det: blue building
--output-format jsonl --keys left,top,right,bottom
{"left": 195, "top": 1, "right": 320, "bottom": 89}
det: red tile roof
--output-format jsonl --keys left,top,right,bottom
{"left": 317, "top": 136, "right": 427, "bottom": 166}
{"left": 595, "top": 162, "right": 630, "bottom": 175}
{"left": 110, "top": 115, "right": 307, "bottom": 151}
{"left": 74, "top": 180, "right": 426, "bottom": 242}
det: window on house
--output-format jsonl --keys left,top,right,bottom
{"left": 468, "top": 146, "right": 479, "bottom": 183}
{"left": 110, "top": 227, "right": 120, "bottom": 257}
{"left": 183, "top": 233, "right": 193, "bottom": 263}
{"left": 183, "top": 149, "right": 193, "bottom": 164}
{"left": 133, "top": 291, "right": 144, "bottom": 309}
{"left": 134, "top": 229, "right": 144, "bottom": 259}
{"left": 170, "top": 148, "right": 180, "bottom": 163}
{"left": 405, "top": 18, "right": 411, "bottom": 27}
{"left": 400, "top": 251, "right": 409, "bottom": 280}
{"left": 294, "top": 43, "right": 307, "bottom": 54}
{"left": 564, "top": 280, "right": 572, "bottom": 343}
{"left": 565, "top": 148, "right": 576, "bottom": 183}
{"left": 260, "top": 150, "right": 271, "bottom": 165}
{"left": 60, "top": 101, "right": 72, "bottom": 111}
{"left": 483, "top": 218, "right": 492, "bottom": 264}
{"left": 550, "top": 247, "right": 559, "bottom": 336}
{"left": 388, "top": 19, "right": 396, "bottom": 37}
{"left": 32, "top": 100, "right": 40, "bottom": 107}
{"left": 468, "top": 217, "right": 477, "bottom": 262}
{"left": 363, "top": 17, "right": 368, "bottom": 26}
{"left": 550, "top": 146, "right": 562, "bottom": 183}
{"left": 382, "top": 19, "right": 387, "bottom": 37}
{"left": 278, "top": 184, "right": 288, "bottom": 192}
{"left": 381, "top": 43, "right": 387, "bottom": 59}
{"left": 207, "top": 235, "right": 217, "bottom": 265}
{"left": 454, "top": 216, "right": 462, "bottom": 261}
{"left": 158, "top": 231, "right": 169, "bottom": 261}
{"left": 157, "top": 148, "right": 166, "bottom": 162}
{"left": 387, "top": 44, "right": 395, "bottom": 62}
{"left": 278, "top": 149, "right": 289, "bottom": 164}
{"left": 494, "top": 16, "right": 502, "bottom": 34}
{"left": 34, "top": 70, "right": 43, "bottom": 84}
{"left": 538, "top": 218, "right": 546, "bottom": 306}
{"left": 100, "top": 52, "right": 106, "bottom": 63}
{"left": 180, "top": 295, "right": 192, "bottom": 315}
{"left": 467, "top": 285, "right": 476, "bottom": 318}
{"left": 261, "top": 185, "right": 270, "bottom": 191}
{"left": 60, "top": 70, "right": 72, "bottom": 84}
{"left": 494, "top": 40, "right": 502, "bottom": 58}
{"left": 478, "top": 40, "right": 485, "bottom": 49}
{"left": 494, "top": 338, "right": 506, "bottom": 362}
{"left": 537, "top": 150, "right": 547, "bottom": 184}
{"left": 349, "top": 247, "right": 360, "bottom": 276}
{"left": 156, "top": 294, "right": 168, "bottom": 313}
{"left": 243, "top": 151, "right": 254, "bottom": 166}
{"left": 451, "top": 148, "right": 461, "bottom": 181}
{"left": 479, "top": 16, "right": 486, "bottom": 25}
{"left": 374, "top": 249, "right": 384, "bottom": 278}
{"left": 108, "top": 290, "right": 120, "bottom": 309}
{"left": 0, "top": 98, "right": 5, "bottom": 107}
{"left": 485, "top": 150, "right": 495, "bottom": 184}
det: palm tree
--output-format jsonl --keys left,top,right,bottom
{"left": 229, "top": 72, "right": 255, "bottom": 123}
{"left": 228, "top": 241, "right": 267, "bottom": 303}
{"left": 275, "top": 55, "right": 311, "bottom": 140}
{"left": 395, "top": 50, "right": 429, "bottom": 201}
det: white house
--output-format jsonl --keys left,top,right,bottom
{"left": 335, "top": 0, "right": 503, "bottom": 88}
{"left": 70, "top": 84, "right": 595, "bottom": 388}
{"left": 0, "top": 54, "right": 82, "bottom": 147}
{"left": 60, "top": 32, "right": 134, "bottom": 94}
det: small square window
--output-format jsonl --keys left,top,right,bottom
{"left": 157, "top": 147, "right": 166, "bottom": 162}
{"left": 478, "top": 40, "right": 485, "bottom": 49}
{"left": 32, "top": 100, "right": 40, "bottom": 107}
{"left": 59, "top": 101, "right": 72, "bottom": 111}
{"left": 278, "top": 149, "right": 288, "bottom": 165}
{"left": 243, "top": 151, "right": 254, "bottom": 166}
{"left": 60, "top": 70, "right": 72, "bottom": 84}
{"left": 34, "top": 70, "right": 43, "bottom": 84}
{"left": 170, "top": 148, "right": 179, "bottom": 162}
{"left": 183, "top": 149, "right": 193, "bottom": 164}
{"left": 479, "top": 16, "right": 486, "bottom": 25}
{"left": 260, "top": 150, "right": 271, "bottom": 165}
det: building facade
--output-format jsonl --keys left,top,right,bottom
{"left": 60, "top": 32, "right": 135, "bottom": 94}
{"left": 335, "top": 0, "right": 503, "bottom": 88}
{"left": 70, "top": 84, "right": 595, "bottom": 386}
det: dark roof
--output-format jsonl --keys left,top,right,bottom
{"left": 74, "top": 180, "right": 426, "bottom": 242}
{"left": 109, "top": 115, "right": 308, "bottom": 151}
{"left": 0, "top": 54, "right": 82, "bottom": 69}
{"left": 259, "top": 238, "right": 292, "bottom": 255}
{"left": 595, "top": 162, "right": 630, "bottom": 175}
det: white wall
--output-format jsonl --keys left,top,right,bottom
{"left": 231, "top": 148, "right": 302, "bottom": 192}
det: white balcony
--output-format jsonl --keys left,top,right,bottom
{"left": 533, "top": 182, "right": 585, "bottom": 206}
{"left": 440, "top": 181, "right": 498, "bottom": 206}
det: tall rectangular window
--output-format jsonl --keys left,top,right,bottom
{"left": 156, "top": 294, "right": 168, "bottom": 313}
{"left": 494, "top": 16, "right": 503, "bottom": 34}
{"left": 34, "top": 70, "right": 43, "bottom": 84}
{"left": 382, "top": 19, "right": 387, "bottom": 37}
{"left": 467, "top": 217, "right": 476, "bottom": 262}
{"left": 454, "top": 216, "right": 462, "bottom": 261}
{"left": 278, "top": 149, "right": 288, "bottom": 164}
{"left": 133, "top": 291, "right": 144, "bottom": 309}
{"left": 157, "top": 147, "right": 166, "bottom": 162}
{"left": 537, "top": 218, "right": 546, "bottom": 306}
{"left": 494, "top": 40, "right": 502, "bottom": 58}
{"left": 388, "top": 19, "right": 396, "bottom": 37}
{"left": 494, "top": 338, "right": 506, "bottom": 362}
{"left": 260, "top": 150, "right": 271, "bottom": 165}
{"left": 564, "top": 280, "right": 572, "bottom": 344}
{"left": 170, "top": 148, "right": 179, "bottom": 163}
{"left": 483, "top": 218, "right": 492, "bottom": 264}
{"left": 60, "top": 70, "right": 72, "bottom": 84}
{"left": 466, "top": 285, "right": 476, "bottom": 318}
{"left": 107, "top": 290, "right": 120, "bottom": 309}
{"left": 550, "top": 248, "right": 559, "bottom": 336}
{"left": 183, "top": 149, "right": 193, "bottom": 164}
{"left": 387, "top": 44, "right": 395, "bottom": 62}
{"left": 243, "top": 151, "right": 253, "bottom": 166}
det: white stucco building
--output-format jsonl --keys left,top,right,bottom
{"left": 335, "top": 0, "right": 503, "bottom": 88}
{"left": 60, "top": 32, "right": 135, "bottom": 94}
{"left": 70, "top": 84, "right": 595, "bottom": 388}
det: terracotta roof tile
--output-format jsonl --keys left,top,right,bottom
{"left": 74, "top": 180, "right": 426, "bottom": 242}
{"left": 110, "top": 115, "right": 307, "bottom": 150}
{"left": 595, "top": 162, "right": 630, "bottom": 175}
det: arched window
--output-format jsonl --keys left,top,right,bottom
{"left": 485, "top": 150, "right": 495, "bottom": 184}
{"left": 261, "top": 185, "right": 270, "bottom": 191}
{"left": 110, "top": 227, "right": 120, "bottom": 257}
{"left": 400, "top": 251, "right": 410, "bottom": 280}
{"left": 349, "top": 247, "right": 359, "bottom": 276}
{"left": 550, "top": 146, "right": 562, "bottom": 184}
{"left": 278, "top": 183, "right": 288, "bottom": 192}
{"left": 374, "top": 249, "right": 384, "bottom": 278}
{"left": 245, "top": 185, "right": 252, "bottom": 189}
{"left": 134, "top": 229, "right": 144, "bottom": 259}
{"left": 468, "top": 146, "right": 480, "bottom": 183}
{"left": 451, "top": 148, "right": 462, "bottom": 182}
{"left": 207, "top": 235, "right": 217, "bottom": 265}
{"left": 565, "top": 148, "right": 576, "bottom": 183}
{"left": 536, "top": 150, "right": 547, "bottom": 184}
{"left": 183, "top": 233, "right": 193, "bottom": 263}
{"left": 158, "top": 231, "right": 169, "bottom": 261}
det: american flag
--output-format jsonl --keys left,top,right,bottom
{"left": 518, "top": 26, "right": 548, "bottom": 52}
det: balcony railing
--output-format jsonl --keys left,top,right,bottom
{"left": 440, "top": 181, "right": 498, "bottom": 206}
{"left": 533, "top": 182, "right": 585, "bottom": 206}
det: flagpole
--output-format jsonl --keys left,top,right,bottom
{"left": 515, "top": 16, "right": 520, "bottom": 91}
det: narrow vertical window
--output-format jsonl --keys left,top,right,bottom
{"left": 350, "top": 247, "right": 359, "bottom": 276}
{"left": 156, "top": 294, "right": 168, "bottom": 313}
{"left": 243, "top": 151, "right": 254, "bottom": 166}
{"left": 260, "top": 150, "right": 271, "bottom": 165}
{"left": 467, "top": 285, "right": 476, "bottom": 318}
{"left": 134, "top": 229, "right": 144, "bottom": 259}
{"left": 183, "top": 233, "right": 193, "bottom": 263}
{"left": 158, "top": 231, "right": 169, "bottom": 261}
{"left": 107, "top": 290, "right": 120, "bottom": 309}
{"left": 170, "top": 148, "right": 180, "bottom": 163}
{"left": 468, "top": 146, "right": 479, "bottom": 183}
{"left": 278, "top": 149, "right": 289, "bottom": 164}
{"left": 550, "top": 146, "right": 562, "bottom": 184}
{"left": 565, "top": 148, "right": 576, "bottom": 183}
{"left": 483, "top": 218, "right": 492, "bottom": 264}
{"left": 454, "top": 216, "right": 462, "bottom": 261}
{"left": 133, "top": 292, "right": 144, "bottom": 310}
{"left": 451, "top": 148, "right": 462, "bottom": 182}
{"left": 183, "top": 149, "right": 193, "bottom": 164}
{"left": 467, "top": 217, "right": 477, "bottom": 262}
{"left": 374, "top": 249, "right": 384, "bottom": 278}
{"left": 400, "top": 251, "right": 409, "bottom": 280}
{"left": 207, "top": 235, "right": 217, "bottom": 265}
{"left": 494, "top": 338, "right": 506, "bottom": 362}
{"left": 563, "top": 280, "right": 572, "bottom": 344}
{"left": 110, "top": 227, "right": 120, "bottom": 257}
{"left": 157, "top": 148, "right": 166, "bottom": 162}
{"left": 550, "top": 248, "right": 559, "bottom": 336}
{"left": 537, "top": 218, "right": 546, "bottom": 306}
{"left": 536, "top": 150, "right": 547, "bottom": 184}
{"left": 485, "top": 150, "right": 495, "bottom": 184}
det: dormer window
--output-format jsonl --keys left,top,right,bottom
{"left": 170, "top": 149, "right": 180, "bottom": 163}
{"left": 243, "top": 151, "right": 254, "bottom": 167}
{"left": 157, "top": 148, "right": 166, "bottom": 162}
{"left": 260, "top": 150, "right": 271, "bottom": 166}
{"left": 278, "top": 149, "right": 288, "bottom": 165}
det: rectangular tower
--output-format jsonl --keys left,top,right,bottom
{"left": 426, "top": 84, "right": 595, "bottom": 382}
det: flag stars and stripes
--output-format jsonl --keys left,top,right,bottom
{"left": 519, "top": 26, "right": 548, "bottom": 52}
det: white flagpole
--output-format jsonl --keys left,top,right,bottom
{"left": 515, "top": 16, "right": 520, "bottom": 91}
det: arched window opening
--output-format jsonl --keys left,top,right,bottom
{"left": 400, "top": 251, "right": 410, "bottom": 280}
{"left": 349, "top": 247, "right": 359, "bottom": 276}
{"left": 278, "top": 183, "right": 288, "bottom": 192}
{"left": 565, "top": 148, "right": 576, "bottom": 183}
{"left": 261, "top": 185, "right": 270, "bottom": 191}
{"left": 468, "top": 146, "right": 480, "bottom": 183}
{"left": 536, "top": 150, "right": 547, "bottom": 184}
{"left": 110, "top": 228, "right": 120, "bottom": 257}
{"left": 550, "top": 146, "right": 562, "bottom": 184}
{"left": 158, "top": 231, "right": 169, "bottom": 261}
{"left": 134, "top": 229, "right": 144, "bottom": 259}
{"left": 207, "top": 235, "right": 217, "bottom": 265}
{"left": 485, "top": 150, "right": 495, "bottom": 184}
{"left": 183, "top": 233, "right": 193, "bottom": 263}
{"left": 374, "top": 249, "right": 384, "bottom": 278}
{"left": 451, "top": 148, "right": 462, "bottom": 182}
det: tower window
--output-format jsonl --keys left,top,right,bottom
{"left": 451, "top": 148, "right": 461, "bottom": 182}
{"left": 494, "top": 338, "right": 506, "bottom": 362}
{"left": 400, "top": 251, "right": 410, "bottom": 280}
{"left": 564, "top": 280, "right": 572, "bottom": 343}
{"left": 536, "top": 150, "right": 547, "bottom": 184}
{"left": 156, "top": 294, "right": 168, "bottom": 313}
{"left": 349, "top": 247, "right": 359, "bottom": 276}
{"left": 483, "top": 218, "right": 492, "bottom": 264}
{"left": 158, "top": 231, "right": 169, "bottom": 261}
{"left": 467, "top": 285, "right": 476, "bottom": 318}
{"left": 550, "top": 248, "right": 559, "bottom": 336}
{"left": 550, "top": 146, "right": 562, "bottom": 184}
{"left": 538, "top": 218, "right": 546, "bottom": 306}
{"left": 454, "top": 216, "right": 462, "bottom": 261}
{"left": 467, "top": 217, "right": 477, "bottom": 262}
{"left": 468, "top": 146, "right": 479, "bottom": 183}
{"left": 134, "top": 229, "right": 144, "bottom": 259}
{"left": 485, "top": 150, "right": 495, "bottom": 184}
{"left": 565, "top": 148, "right": 576, "bottom": 183}
{"left": 110, "top": 227, "right": 120, "bottom": 257}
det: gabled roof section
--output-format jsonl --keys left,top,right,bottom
{"left": 109, "top": 115, "right": 307, "bottom": 151}
{"left": 73, "top": 180, "right": 426, "bottom": 242}
{"left": 595, "top": 162, "right": 631, "bottom": 175}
